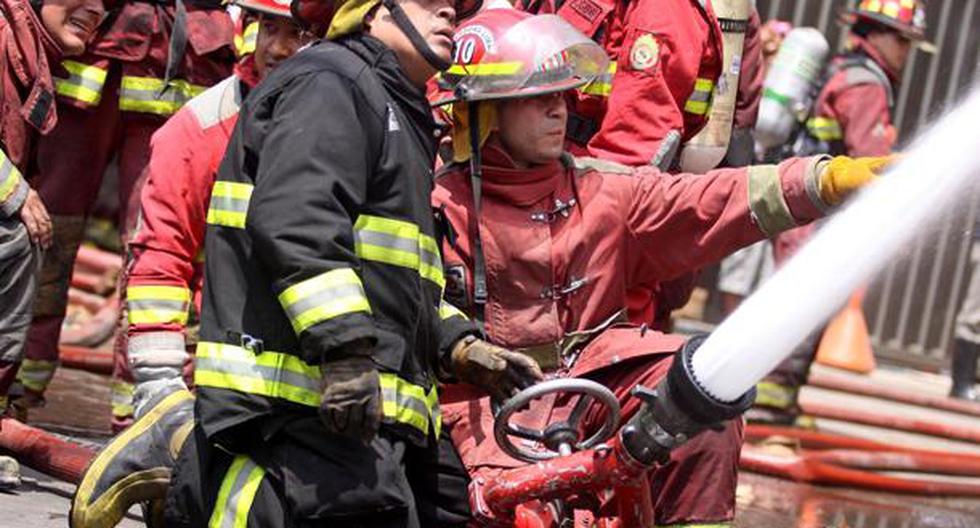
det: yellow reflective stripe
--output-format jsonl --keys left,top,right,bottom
{"left": 426, "top": 383, "right": 441, "bottom": 437}
{"left": 127, "top": 285, "right": 192, "bottom": 326}
{"left": 355, "top": 215, "right": 421, "bottom": 268}
{"left": 806, "top": 116, "right": 843, "bottom": 141}
{"left": 55, "top": 60, "right": 107, "bottom": 105}
{"left": 209, "top": 455, "right": 266, "bottom": 528}
{"left": 206, "top": 181, "right": 254, "bottom": 229}
{"left": 754, "top": 381, "right": 798, "bottom": 410}
{"left": 747, "top": 164, "right": 796, "bottom": 237}
{"left": 195, "top": 342, "right": 440, "bottom": 435}
{"left": 692, "top": 78, "right": 714, "bottom": 92}
{"left": 110, "top": 380, "right": 135, "bottom": 418}
{"left": 0, "top": 150, "right": 23, "bottom": 203}
{"left": 684, "top": 77, "right": 715, "bottom": 115}
{"left": 354, "top": 214, "right": 446, "bottom": 288}
{"left": 684, "top": 100, "right": 710, "bottom": 114}
{"left": 419, "top": 234, "right": 445, "bottom": 288}
{"left": 120, "top": 76, "right": 207, "bottom": 116}
{"left": 16, "top": 359, "right": 58, "bottom": 392}
{"left": 439, "top": 300, "right": 467, "bottom": 320}
{"left": 277, "top": 268, "right": 371, "bottom": 334}
{"left": 379, "top": 373, "right": 441, "bottom": 437}
{"left": 580, "top": 62, "right": 617, "bottom": 97}
{"left": 445, "top": 61, "right": 524, "bottom": 76}
{"left": 194, "top": 342, "right": 322, "bottom": 407}
{"left": 235, "top": 21, "right": 258, "bottom": 56}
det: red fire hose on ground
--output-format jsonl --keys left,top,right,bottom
{"left": 59, "top": 346, "right": 114, "bottom": 376}
{"left": 743, "top": 424, "right": 980, "bottom": 496}
{"left": 806, "top": 370, "right": 980, "bottom": 418}
{"left": 0, "top": 417, "right": 94, "bottom": 484}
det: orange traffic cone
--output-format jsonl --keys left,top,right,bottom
{"left": 815, "top": 288, "right": 876, "bottom": 374}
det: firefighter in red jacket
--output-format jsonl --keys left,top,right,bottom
{"left": 121, "top": 0, "right": 312, "bottom": 418}
{"left": 434, "top": 10, "right": 887, "bottom": 525}
{"left": 0, "top": 0, "right": 103, "bottom": 488}
{"left": 16, "top": 0, "right": 236, "bottom": 422}
{"left": 515, "top": 0, "right": 756, "bottom": 330}
{"left": 517, "top": 0, "right": 722, "bottom": 170}
{"left": 755, "top": 0, "right": 929, "bottom": 424}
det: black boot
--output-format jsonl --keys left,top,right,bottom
{"left": 950, "top": 339, "right": 979, "bottom": 401}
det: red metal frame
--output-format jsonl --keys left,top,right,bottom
{"left": 472, "top": 437, "right": 655, "bottom": 527}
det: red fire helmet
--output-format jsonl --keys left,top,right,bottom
{"left": 438, "top": 8, "right": 609, "bottom": 104}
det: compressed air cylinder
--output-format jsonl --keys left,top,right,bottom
{"left": 678, "top": 0, "right": 751, "bottom": 173}
{"left": 754, "top": 27, "right": 830, "bottom": 151}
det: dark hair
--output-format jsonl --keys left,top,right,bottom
{"left": 851, "top": 19, "right": 891, "bottom": 38}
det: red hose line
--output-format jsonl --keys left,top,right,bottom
{"left": 60, "top": 294, "right": 119, "bottom": 348}
{"left": 801, "top": 401, "right": 980, "bottom": 444}
{"left": 74, "top": 245, "right": 122, "bottom": 275}
{"left": 807, "top": 370, "right": 980, "bottom": 418}
{"left": 59, "top": 345, "right": 114, "bottom": 375}
{"left": 70, "top": 269, "right": 115, "bottom": 295}
{"left": 746, "top": 424, "right": 980, "bottom": 461}
{"left": 740, "top": 447, "right": 980, "bottom": 496}
{"left": 0, "top": 417, "right": 95, "bottom": 484}
{"left": 807, "top": 449, "right": 980, "bottom": 477}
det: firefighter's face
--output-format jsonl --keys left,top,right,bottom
{"left": 496, "top": 92, "right": 567, "bottom": 167}
{"left": 366, "top": 0, "right": 456, "bottom": 87}
{"left": 40, "top": 0, "right": 105, "bottom": 56}
{"left": 868, "top": 30, "right": 913, "bottom": 73}
{"left": 253, "top": 15, "right": 313, "bottom": 79}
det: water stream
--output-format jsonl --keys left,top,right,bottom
{"left": 691, "top": 88, "right": 980, "bottom": 402}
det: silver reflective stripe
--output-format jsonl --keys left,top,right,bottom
{"left": 282, "top": 284, "right": 367, "bottom": 323}
{"left": 194, "top": 356, "right": 320, "bottom": 395}
{"left": 128, "top": 298, "right": 187, "bottom": 314}
{"left": 420, "top": 246, "right": 442, "bottom": 272}
{"left": 65, "top": 70, "right": 104, "bottom": 94}
{"left": 688, "top": 88, "right": 712, "bottom": 103}
{"left": 209, "top": 456, "right": 266, "bottom": 528}
{"left": 208, "top": 194, "right": 250, "bottom": 216}
{"left": 355, "top": 229, "right": 420, "bottom": 255}
{"left": 381, "top": 386, "right": 431, "bottom": 419}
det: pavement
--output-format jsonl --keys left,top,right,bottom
{"left": 0, "top": 466, "right": 143, "bottom": 528}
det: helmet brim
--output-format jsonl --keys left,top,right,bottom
{"left": 840, "top": 9, "right": 932, "bottom": 50}
{"left": 432, "top": 77, "right": 588, "bottom": 107}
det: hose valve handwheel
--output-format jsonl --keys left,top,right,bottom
{"left": 493, "top": 378, "right": 621, "bottom": 463}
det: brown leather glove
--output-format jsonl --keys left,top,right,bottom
{"left": 450, "top": 335, "right": 544, "bottom": 401}
{"left": 318, "top": 351, "right": 382, "bottom": 443}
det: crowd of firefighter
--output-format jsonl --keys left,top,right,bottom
{"left": 0, "top": 0, "right": 976, "bottom": 525}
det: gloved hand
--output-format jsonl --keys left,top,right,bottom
{"left": 818, "top": 155, "right": 894, "bottom": 206}
{"left": 133, "top": 378, "right": 188, "bottom": 419}
{"left": 450, "top": 335, "right": 544, "bottom": 401}
{"left": 319, "top": 350, "right": 382, "bottom": 443}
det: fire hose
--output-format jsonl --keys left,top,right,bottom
{"left": 0, "top": 417, "right": 95, "bottom": 484}
{"left": 742, "top": 425, "right": 980, "bottom": 494}
{"left": 59, "top": 346, "right": 114, "bottom": 376}
{"left": 806, "top": 369, "right": 980, "bottom": 418}
{"left": 740, "top": 447, "right": 980, "bottom": 496}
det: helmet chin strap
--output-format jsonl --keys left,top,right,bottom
{"left": 382, "top": 0, "right": 452, "bottom": 72}
{"left": 467, "top": 100, "right": 488, "bottom": 326}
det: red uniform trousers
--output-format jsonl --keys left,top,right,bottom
{"left": 18, "top": 3, "right": 234, "bottom": 424}
{"left": 441, "top": 327, "right": 743, "bottom": 526}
